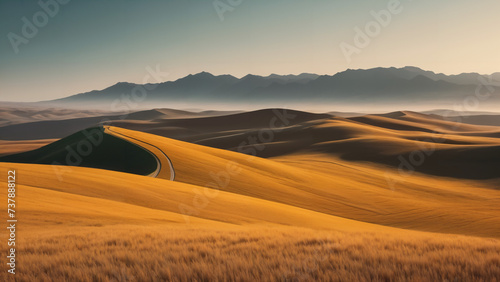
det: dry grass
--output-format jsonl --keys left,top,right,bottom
{"left": 1, "top": 225, "right": 499, "bottom": 282}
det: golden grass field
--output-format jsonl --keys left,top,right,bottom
{"left": 4, "top": 225, "right": 500, "bottom": 282}
{"left": 1, "top": 110, "right": 500, "bottom": 281}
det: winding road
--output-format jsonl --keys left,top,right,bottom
{"left": 104, "top": 126, "right": 175, "bottom": 181}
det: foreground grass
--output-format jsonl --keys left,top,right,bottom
{"left": 1, "top": 225, "right": 499, "bottom": 282}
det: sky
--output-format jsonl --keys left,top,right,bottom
{"left": 1, "top": 0, "right": 499, "bottom": 102}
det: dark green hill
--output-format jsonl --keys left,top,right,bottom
{"left": 0, "top": 127, "right": 157, "bottom": 176}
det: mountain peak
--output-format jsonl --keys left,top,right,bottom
{"left": 403, "top": 66, "right": 425, "bottom": 71}
{"left": 191, "top": 71, "right": 215, "bottom": 77}
{"left": 103, "top": 82, "right": 137, "bottom": 92}
{"left": 241, "top": 74, "right": 262, "bottom": 80}
{"left": 113, "top": 82, "right": 136, "bottom": 86}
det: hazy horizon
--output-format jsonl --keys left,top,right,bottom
{"left": 2, "top": 0, "right": 500, "bottom": 102}
{"left": 1, "top": 66, "right": 500, "bottom": 108}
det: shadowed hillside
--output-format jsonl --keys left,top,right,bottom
{"left": 0, "top": 127, "right": 157, "bottom": 176}
{"left": 3, "top": 109, "right": 500, "bottom": 180}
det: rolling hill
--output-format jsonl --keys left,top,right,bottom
{"left": 0, "top": 127, "right": 158, "bottom": 176}
{"left": 3, "top": 108, "right": 500, "bottom": 180}
{"left": 1, "top": 123, "right": 500, "bottom": 280}
{"left": 3, "top": 124, "right": 499, "bottom": 236}
{"left": 1, "top": 109, "right": 500, "bottom": 280}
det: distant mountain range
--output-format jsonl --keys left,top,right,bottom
{"left": 42, "top": 67, "right": 500, "bottom": 109}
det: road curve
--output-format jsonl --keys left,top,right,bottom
{"left": 104, "top": 126, "right": 175, "bottom": 181}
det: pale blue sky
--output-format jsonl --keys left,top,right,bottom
{"left": 1, "top": 0, "right": 499, "bottom": 101}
